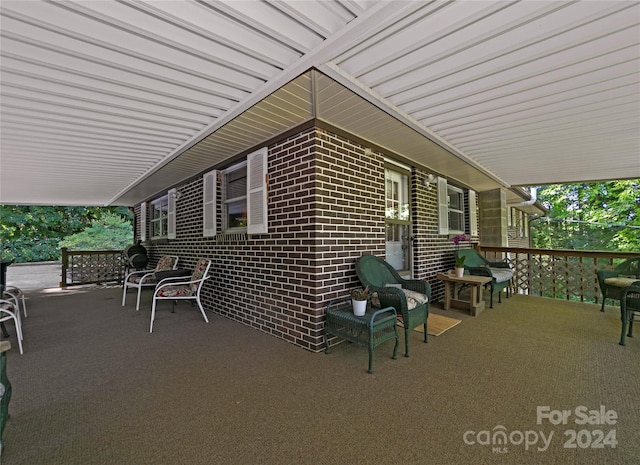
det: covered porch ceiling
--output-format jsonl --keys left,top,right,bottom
{"left": 1, "top": 0, "right": 638, "bottom": 207}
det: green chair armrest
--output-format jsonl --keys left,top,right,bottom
{"left": 487, "top": 260, "right": 509, "bottom": 268}
{"left": 466, "top": 266, "right": 494, "bottom": 278}
{"left": 400, "top": 279, "right": 431, "bottom": 298}
{"left": 371, "top": 286, "right": 408, "bottom": 314}
{"left": 597, "top": 269, "right": 617, "bottom": 280}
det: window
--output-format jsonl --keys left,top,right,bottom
{"left": 385, "top": 167, "right": 411, "bottom": 272}
{"left": 202, "top": 147, "right": 268, "bottom": 237}
{"left": 448, "top": 185, "right": 465, "bottom": 233}
{"left": 150, "top": 189, "right": 176, "bottom": 239}
{"left": 438, "top": 177, "right": 477, "bottom": 236}
{"left": 151, "top": 195, "right": 169, "bottom": 239}
{"left": 223, "top": 162, "right": 248, "bottom": 230}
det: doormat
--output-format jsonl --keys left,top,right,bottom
{"left": 399, "top": 313, "right": 462, "bottom": 336}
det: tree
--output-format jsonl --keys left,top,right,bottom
{"left": 1, "top": 206, "right": 132, "bottom": 262}
{"left": 530, "top": 180, "right": 640, "bottom": 251}
{"left": 59, "top": 213, "right": 133, "bottom": 251}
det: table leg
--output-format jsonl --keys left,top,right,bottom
{"left": 470, "top": 285, "right": 478, "bottom": 308}
{"left": 444, "top": 282, "right": 451, "bottom": 310}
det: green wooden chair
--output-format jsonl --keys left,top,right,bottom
{"left": 355, "top": 255, "right": 430, "bottom": 357}
{"left": 597, "top": 257, "right": 640, "bottom": 312}
{"left": 620, "top": 283, "right": 640, "bottom": 346}
{"left": 454, "top": 249, "right": 513, "bottom": 308}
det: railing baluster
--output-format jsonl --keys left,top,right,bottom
{"left": 59, "top": 249, "right": 124, "bottom": 287}
{"left": 478, "top": 246, "right": 639, "bottom": 304}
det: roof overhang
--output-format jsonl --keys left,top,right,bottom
{"left": 1, "top": 1, "right": 638, "bottom": 207}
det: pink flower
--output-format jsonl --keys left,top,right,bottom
{"left": 451, "top": 234, "right": 469, "bottom": 246}
{"left": 452, "top": 234, "right": 470, "bottom": 267}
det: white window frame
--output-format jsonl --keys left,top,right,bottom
{"left": 222, "top": 161, "right": 248, "bottom": 232}
{"left": 139, "top": 202, "right": 147, "bottom": 242}
{"left": 468, "top": 189, "right": 478, "bottom": 236}
{"left": 203, "top": 147, "right": 268, "bottom": 236}
{"left": 150, "top": 194, "right": 169, "bottom": 239}
{"left": 167, "top": 188, "right": 176, "bottom": 239}
{"left": 203, "top": 170, "right": 217, "bottom": 237}
{"left": 448, "top": 185, "right": 465, "bottom": 234}
{"left": 438, "top": 177, "right": 471, "bottom": 236}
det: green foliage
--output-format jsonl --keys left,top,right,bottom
{"left": 59, "top": 213, "right": 133, "bottom": 251}
{"left": 1, "top": 206, "right": 132, "bottom": 263}
{"left": 531, "top": 180, "right": 640, "bottom": 251}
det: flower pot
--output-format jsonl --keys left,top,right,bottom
{"left": 352, "top": 299, "right": 367, "bottom": 316}
{"left": 455, "top": 267, "right": 465, "bottom": 278}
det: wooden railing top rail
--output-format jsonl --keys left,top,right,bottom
{"left": 477, "top": 246, "right": 640, "bottom": 260}
{"left": 472, "top": 246, "right": 639, "bottom": 303}
{"left": 62, "top": 248, "right": 124, "bottom": 255}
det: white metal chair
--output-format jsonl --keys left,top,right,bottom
{"left": 122, "top": 256, "right": 179, "bottom": 311}
{"left": 3, "top": 286, "right": 26, "bottom": 318}
{"left": 0, "top": 294, "right": 23, "bottom": 355}
{"left": 150, "top": 259, "right": 212, "bottom": 333}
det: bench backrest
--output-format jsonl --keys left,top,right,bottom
{"left": 457, "top": 249, "right": 488, "bottom": 268}
{"left": 614, "top": 257, "right": 640, "bottom": 278}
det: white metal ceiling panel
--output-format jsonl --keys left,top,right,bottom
{"left": 0, "top": 0, "right": 638, "bottom": 206}
{"left": 114, "top": 72, "right": 314, "bottom": 205}
{"left": 329, "top": 0, "right": 640, "bottom": 187}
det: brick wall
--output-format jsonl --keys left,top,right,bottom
{"left": 411, "top": 170, "right": 480, "bottom": 302}
{"left": 135, "top": 126, "right": 478, "bottom": 351}
{"left": 136, "top": 127, "right": 388, "bottom": 351}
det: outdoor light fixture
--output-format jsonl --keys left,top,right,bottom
{"left": 422, "top": 173, "right": 437, "bottom": 188}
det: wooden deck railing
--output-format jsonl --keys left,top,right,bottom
{"left": 58, "top": 245, "right": 639, "bottom": 303}
{"left": 60, "top": 247, "right": 125, "bottom": 287}
{"left": 477, "top": 246, "right": 640, "bottom": 303}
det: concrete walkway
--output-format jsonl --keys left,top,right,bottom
{"left": 5, "top": 262, "right": 62, "bottom": 291}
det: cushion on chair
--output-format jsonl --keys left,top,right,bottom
{"left": 155, "top": 256, "right": 176, "bottom": 272}
{"left": 128, "top": 275, "right": 156, "bottom": 285}
{"left": 156, "top": 285, "right": 194, "bottom": 298}
{"left": 604, "top": 277, "right": 640, "bottom": 288}
{"left": 189, "top": 259, "right": 209, "bottom": 292}
{"left": 401, "top": 289, "right": 429, "bottom": 310}
{"left": 488, "top": 268, "right": 514, "bottom": 283}
{"left": 373, "top": 287, "right": 428, "bottom": 310}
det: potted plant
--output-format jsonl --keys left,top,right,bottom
{"left": 452, "top": 234, "right": 470, "bottom": 278}
{"left": 350, "top": 286, "right": 369, "bottom": 316}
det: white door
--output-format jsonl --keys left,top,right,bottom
{"left": 385, "top": 168, "right": 411, "bottom": 274}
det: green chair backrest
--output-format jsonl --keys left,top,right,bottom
{"left": 457, "top": 249, "right": 488, "bottom": 268}
{"left": 614, "top": 257, "right": 640, "bottom": 278}
{"left": 356, "top": 255, "right": 400, "bottom": 288}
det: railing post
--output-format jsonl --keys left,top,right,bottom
{"left": 60, "top": 247, "right": 68, "bottom": 288}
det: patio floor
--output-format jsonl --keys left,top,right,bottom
{"left": 1, "top": 284, "right": 639, "bottom": 465}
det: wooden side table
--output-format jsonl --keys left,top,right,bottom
{"left": 324, "top": 297, "right": 399, "bottom": 373}
{"left": 437, "top": 272, "right": 492, "bottom": 316}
